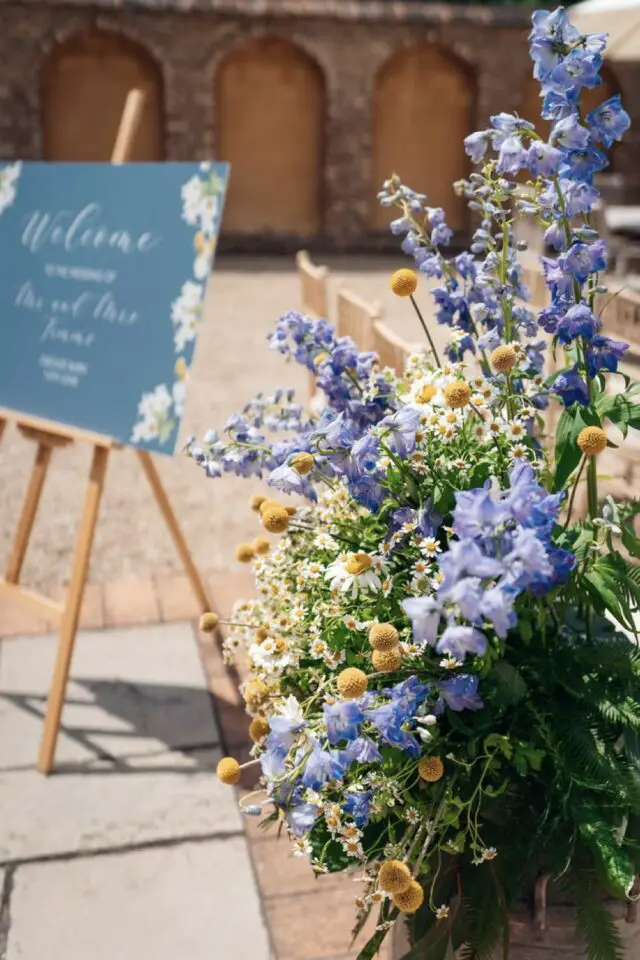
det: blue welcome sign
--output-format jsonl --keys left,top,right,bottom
{"left": 0, "top": 161, "right": 229, "bottom": 453}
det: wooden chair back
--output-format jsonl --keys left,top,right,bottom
{"left": 336, "top": 287, "right": 381, "bottom": 353}
{"left": 296, "top": 249, "right": 328, "bottom": 320}
{"left": 372, "top": 320, "right": 417, "bottom": 376}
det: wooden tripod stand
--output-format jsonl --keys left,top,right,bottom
{"left": 0, "top": 91, "right": 212, "bottom": 774}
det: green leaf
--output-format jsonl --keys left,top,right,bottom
{"left": 554, "top": 405, "right": 601, "bottom": 491}
{"left": 489, "top": 661, "right": 528, "bottom": 706}
{"left": 580, "top": 822, "right": 636, "bottom": 898}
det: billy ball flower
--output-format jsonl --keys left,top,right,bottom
{"left": 198, "top": 611, "right": 219, "bottom": 633}
{"left": 255, "top": 627, "right": 269, "bottom": 643}
{"left": 261, "top": 503, "right": 290, "bottom": 534}
{"left": 252, "top": 536, "right": 270, "bottom": 555}
{"left": 393, "top": 881, "right": 424, "bottom": 914}
{"left": 250, "top": 494, "right": 267, "bottom": 512}
{"left": 290, "top": 452, "right": 314, "bottom": 476}
{"left": 369, "top": 623, "right": 399, "bottom": 651}
{"left": 443, "top": 381, "right": 471, "bottom": 409}
{"left": 249, "top": 716, "right": 269, "bottom": 743}
{"left": 378, "top": 860, "right": 412, "bottom": 894}
{"left": 490, "top": 344, "right": 517, "bottom": 373}
{"left": 372, "top": 647, "right": 403, "bottom": 672}
{"left": 577, "top": 425, "right": 607, "bottom": 456}
{"left": 216, "top": 756, "right": 241, "bottom": 785}
{"left": 243, "top": 678, "right": 269, "bottom": 708}
{"left": 235, "top": 543, "right": 256, "bottom": 563}
{"left": 390, "top": 268, "right": 418, "bottom": 298}
{"left": 418, "top": 756, "right": 444, "bottom": 782}
{"left": 337, "top": 667, "right": 368, "bottom": 699}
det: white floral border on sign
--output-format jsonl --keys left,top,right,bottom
{"left": 129, "top": 162, "right": 226, "bottom": 449}
{"left": 0, "top": 162, "right": 22, "bottom": 217}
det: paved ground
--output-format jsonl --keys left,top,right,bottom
{"left": 0, "top": 256, "right": 441, "bottom": 596}
{"left": 0, "top": 620, "right": 272, "bottom": 960}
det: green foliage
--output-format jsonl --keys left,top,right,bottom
{"left": 554, "top": 404, "right": 601, "bottom": 490}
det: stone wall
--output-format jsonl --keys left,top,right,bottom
{"left": 1, "top": 0, "right": 639, "bottom": 252}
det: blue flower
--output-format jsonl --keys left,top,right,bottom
{"left": 286, "top": 802, "right": 320, "bottom": 837}
{"left": 440, "top": 539, "right": 505, "bottom": 584}
{"left": 563, "top": 240, "right": 607, "bottom": 282}
{"left": 436, "top": 625, "right": 487, "bottom": 660}
{"left": 587, "top": 95, "right": 631, "bottom": 147}
{"left": 587, "top": 335, "right": 629, "bottom": 377}
{"left": 551, "top": 366, "right": 589, "bottom": 407}
{"left": 548, "top": 49, "right": 602, "bottom": 94}
{"left": 323, "top": 700, "right": 364, "bottom": 746}
{"left": 268, "top": 463, "right": 313, "bottom": 498}
{"left": 464, "top": 130, "right": 490, "bottom": 163}
{"left": 561, "top": 145, "right": 609, "bottom": 182}
{"left": 551, "top": 114, "right": 591, "bottom": 151}
{"left": 452, "top": 488, "right": 509, "bottom": 542}
{"left": 344, "top": 791, "right": 373, "bottom": 827}
{"left": 526, "top": 141, "right": 562, "bottom": 177}
{"left": 401, "top": 596, "right": 441, "bottom": 646}
{"left": 504, "top": 527, "right": 553, "bottom": 586}
{"left": 267, "top": 713, "right": 305, "bottom": 753}
{"left": 378, "top": 406, "right": 420, "bottom": 457}
{"left": 366, "top": 702, "right": 420, "bottom": 756}
{"left": 497, "top": 136, "right": 528, "bottom": 175}
{"left": 439, "top": 577, "right": 484, "bottom": 622}
{"left": 341, "top": 735, "right": 382, "bottom": 765}
{"left": 438, "top": 674, "right": 484, "bottom": 712}
{"left": 479, "top": 586, "right": 517, "bottom": 638}
{"left": 301, "top": 741, "right": 346, "bottom": 789}
{"left": 556, "top": 303, "right": 600, "bottom": 344}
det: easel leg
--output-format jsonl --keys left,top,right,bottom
{"left": 5, "top": 443, "right": 53, "bottom": 583}
{"left": 37, "top": 445, "right": 110, "bottom": 774}
{"left": 137, "top": 450, "right": 211, "bottom": 613}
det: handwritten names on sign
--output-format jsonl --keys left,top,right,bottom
{"left": 0, "top": 162, "right": 228, "bottom": 452}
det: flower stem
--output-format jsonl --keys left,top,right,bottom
{"left": 409, "top": 294, "right": 441, "bottom": 367}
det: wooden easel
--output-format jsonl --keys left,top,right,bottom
{"left": 0, "top": 90, "right": 212, "bottom": 774}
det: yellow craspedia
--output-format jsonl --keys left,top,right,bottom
{"left": 416, "top": 384, "right": 437, "bottom": 404}
{"left": 393, "top": 881, "right": 424, "bottom": 914}
{"left": 199, "top": 611, "right": 220, "bottom": 633}
{"left": 244, "top": 678, "right": 269, "bottom": 708}
{"left": 290, "top": 452, "right": 314, "bottom": 476}
{"left": 372, "top": 647, "right": 403, "bottom": 673}
{"left": 577, "top": 425, "right": 607, "bottom": 456}
{"left": 443, "top": 381, "right": 472, "bottom": 409}
{"left": 261, "top": 504, "right": 290, "bottom": 534}
{"left": 252, "top": 536, "right": 270, "bottom": 556}
{"left": 490, "top": 344, "right": 517, "bottom": 373}
{"left": 390, "top": 269, "right": 418, "bottom": 298}
{"left": 369, "top": 623, "right": 399, "bottom": 652}
{"left": 250, "top": 494, "right": 267, "bottom": 512}
{"left": 418, "top": 755, "right": 445, "bottom": 783}
{"left": 235, "top": 543, "right": 256, "bottom": 563}
{"left": 249, "top": 717, "right": 270, "bottom": 743}
{"left": 216, "top": 756, "right": 241, "bottom": 785}
{"left": 337, "top": 668, "right": 368, "bottom": 699}
{"left": 378, "top": 860, "right": 412, "bottom": 895}
{"left": 255, "top": 627, "right": 269, "bottom": 643}
{"left": 285, "top": 506, "right": 297, "bottom": 516}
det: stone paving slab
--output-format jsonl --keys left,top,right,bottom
{"left": 0, "top": 746, "right": 240, "bottom": 862}
{"left": 0, "top": 622, "right": 218, "bottom": 767}
{"left": 7, "top": 838, "right": 270, "bottom": 960}
{"left": 0, "top": 622, "right": 242, "bottom": 862}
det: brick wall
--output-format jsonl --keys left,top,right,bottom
{"left": 1, "top": 0, "right": 639, "bottom": 251}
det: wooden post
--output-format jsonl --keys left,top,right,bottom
{"left": 37, "top": 445, "right": 110, "bottom": 773}
{"left": 138, "top": 450, "right": 211, "bottom": 613}
{"left": 36, "top": 89, "right": 146, "bottom": 773}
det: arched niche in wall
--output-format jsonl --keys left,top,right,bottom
{"left": 42, "top": 30, "right": 164, "bottom": 161}
{"left": 370, "top": 43, "right": 474, "bottom": 233}
{"left": 519, "top": 64, "right": 620, "bottom": 170}
{"left": 216, "top": 37, "right": 325, "bottom": 236}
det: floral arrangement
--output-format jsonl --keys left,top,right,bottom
{"left": 189, "top": 9, "right": 640, "bottom": 959}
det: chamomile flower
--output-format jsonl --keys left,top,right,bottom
{"left": 405, "top": 807, "right": 421, "bottom": 825}
{"left": 506, "top": 420, "right": 527, "bottom": 442}
{"left": 435, "top": 905, "right": 450, "bottom": 920}
{"left": 440, "top": 655, "right": 463, "bottom": 669}
{"left": 325, "top": 553, "right": 388, "bottom": 598}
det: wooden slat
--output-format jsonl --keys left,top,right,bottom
{"left": 296, "top": 249, "right": 328, "bottom": 320}
{"left": 0, "top": 579, "right": 64, "bottom": 623}
{"left": 336, "top": 288, "right": 381, "bottom": 352}
{"left": 372, "top": 319, "right": 417, "bottom": 375}
{"left": 0, "top": 408, "right": 115, "bottom": 449}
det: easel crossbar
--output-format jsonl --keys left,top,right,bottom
{"left": 0, "top": 579, "right": 64, "bottom": 623}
